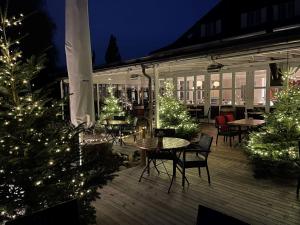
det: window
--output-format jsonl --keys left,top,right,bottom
{"left": 274, "top": 1, "right": 295, "bottom": 21}
{"left": 186, "top": 76, "right": 195, "bottom": 104}
{"left": 200, "top": 24, "right": 206, "bottom": 37}
{"left": 210, "top": 74, "right": 220, "bottom": 105}
{"left": 177, "top": 77, "right": 185, "bottom": 102}
{"left": 196, "top": 75, "right": 205, "bottom": 104}
{"left": 200, "top": 20, "right": 222, "bottom": 37}
{"left": 221, "top": 73, "right": 232, "bottom": 105}
{"left": 269, "top": 87, "right": 282, "bottom": 107}
{"left": 235, "top": 72, "right": 246, "bottom": 105}
{"left": 216, "top": 20, "right": 222, "bottom": 34}
{"left": 254, "top": 70, "right": 267, "bottom": 105}
{"left": 241, "top": 8, "right": 267, "bottom": 28}
{"left": 159, "top": 79, "right": 165, "bottom": 95}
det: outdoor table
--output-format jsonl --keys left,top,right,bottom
{"left": 135, "top": 137, "right": 190, "bottom": 193}
{"left": 227, "top": 119, "right": 265, "bottom": 142}
{"left": 102, "top": 120, "right": 129, "bottom": 145}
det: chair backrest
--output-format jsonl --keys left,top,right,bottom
{"left": 113, "top": 115, "right": 126, "bottom": 120}
{"left": 133, "top": 117, "right": 138, "bottom": 127}
{"left": 206, "top": 107, "right": 211, "bottom": 116}
{"left": 198, "top": 133, "right": 213, "bottom": 152}
{"left": 225, "top": 114, "right": 235, "bottom": 122}
{"left": 154, "top": 128, "right": 176, "bottom": 137}
{"left": 215, "top": 116, "right": 228, "bottom": 132}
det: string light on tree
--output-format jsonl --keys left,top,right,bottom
{"left": 159, "top": 82, "right": 198, "bottom": 139}
{"left": 0, "top": 9, "right": 121, "bottom": 225}
{"left": 247, "top": 66, "right": 300, "bottom": 161}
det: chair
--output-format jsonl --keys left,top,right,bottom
{"left": 147, "top": 128, "right": 176, "bottom": 176}
{"left": 176, "top": 133, "right": 213, "bottom": 187}
{"left": 113, "top": 115, "right": 126, "bottom": 120}
{"left": 154, "top": 128, "right": 176, "bottom": 138}
{"left": 196, "top": 204, "right": 249, "bottom": 225}
{"left": 198, "top": 107, "right": 210, "bottom": 123}
{"left": 224, "top": 114, "right": 235, "bottom": 122}
{"left": 122, "top": 117, "right": 138, "bottom": 141}
{"left": 215, "top": 115, "right": 239, "bottom": 147}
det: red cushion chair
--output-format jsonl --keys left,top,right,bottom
{"left": 215, "top": 116, "right": 239, "bottom": 147}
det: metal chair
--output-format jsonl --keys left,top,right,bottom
{"left": 139, "top": 128, "right": 177, "bottom": 193}
{"left": 122, "top": 117, "right": 138, "bottom": 141}
{"left": 176, "top": 133, "right": 213, "bottom": 187}
{"left": 215, "top": 115, "right": 239, "bottom": 147}
{"left": 199, "top": 107, "right": 210, "bottom": 123}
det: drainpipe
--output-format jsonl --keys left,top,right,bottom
{"left": 141, "top": 64, "right": 153, "bottom": 136}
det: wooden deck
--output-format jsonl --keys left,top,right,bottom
{"left": 93, "top": 125, "right": 300, "bottom": 225}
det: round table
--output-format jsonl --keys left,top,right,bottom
{"left": 136, "top": 137, "right": 190, "bottom": 193}
{"left": 102, "top": 120, "right": 129, "bottom": 145}
{"left": 136, "top": 137, "right": 190, "bottom": 153}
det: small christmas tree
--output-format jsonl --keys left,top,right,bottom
{"left": 0, "top": 10, "right": 121, "bottom": 224}
{"left": 99, "top": 86, "right": 124, "bottom": 122}
{"left": 159, "top": 82, "right": 198, "bottom": 139}
{"left": 247, "top": 67, "right": 300, "bottom": 163}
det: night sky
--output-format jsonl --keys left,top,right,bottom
{"left": 44, "top": 0, "right": 219, "bottom": 67}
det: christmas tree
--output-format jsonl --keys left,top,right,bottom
{"left": 99, "top": 86, "right": 125, "bottom": 123}
{"left": 247, "top": 66, "right": 300, "bottom": 163}
{"left": 0, "top": 10, "right": 121, "bottom": 224}
{"left": 159, "top": 82, "right": 198, "bottom": 139}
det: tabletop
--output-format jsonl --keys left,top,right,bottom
{"left": 227, "top": 118, "right": 265, "bottom": 127}
{"left": 102, "top": 120, "right": 129, "bottom": 126}
{"left": 135, "top": 137, "right": 190, "bottom": 151}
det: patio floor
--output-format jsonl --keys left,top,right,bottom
{"left": 93, "top": 125, "right": 300, "bottom": 225}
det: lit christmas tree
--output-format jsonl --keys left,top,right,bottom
{"left": 247, "top": 67, "right": 300, "bottom": 164}
{"left": 0, "top": 11, "right": 121, "bottom": 224}
{"left": 159, "top": 82, "right": 198, "bottom": 139}
{"left": 99, "top": 86, "right": 124, "bottom": 122}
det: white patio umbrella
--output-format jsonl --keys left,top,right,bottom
{"left": 65, "top": 0, "right": 95, "bottom": 128}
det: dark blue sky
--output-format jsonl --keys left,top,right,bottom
{"left": 44, "top": 0, "right": 219, "bottom": 67}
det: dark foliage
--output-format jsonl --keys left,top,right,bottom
{"left": 105, "top": 34, "right": 121, "bottom": 64}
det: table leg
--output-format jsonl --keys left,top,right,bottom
{"left": 238, "top": 126, "right": 242, "bottom": 143}
{"left": 141, "top": 149, "right": 146, "bottom": 166}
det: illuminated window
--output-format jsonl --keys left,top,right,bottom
{"left": 221, "top": 73, "right": 232, "bottom": 105}
{"left": 254, "top": 70, "right": 266, "bottom": 105}
{"left": 210, "top": 74, "right": 220, "bottom": 105}
{"left": 235, "top": 72, "right": 246, "bottom": 105}
{"left": 177, "top": 77, "right": 185, "bottom": 102}
{"left": 186, "top": 76, "right": 194, "bottom": 104}
{"left": 196, "top": 75, "right": 205, "bottom": 104}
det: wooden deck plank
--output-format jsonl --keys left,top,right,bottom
{"left": 93, "top": 125, "right": 300, "bottom": 225}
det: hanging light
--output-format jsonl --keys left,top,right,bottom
{"left": 213, "top": 81, "right": 220, "bottom": 87}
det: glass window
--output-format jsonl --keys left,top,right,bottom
{"left": 177, "top": 91, "right": 184, "bottom": 102}
{"left": 211, "top": 74, "right": 220, "bottom": 89}
{"left": 210, "top": 90, "right": 219, "bottom": 105}
{"left": 222, "top": 73, "right": 232, "bottom": 88}
{"left": 235, "top": 72, "right": 246, "bottom": 88}
{"left": 186, "top": 76, "right": 194, "bottom": 90}
{"left": 270, "top": 87, "right": 282, "bottom": 107}
{"left": 289, "top": 67, "right": 300, "bottom": 86}
{"left": 159, "top": 79, "right": 165, "bottom": 95}
{"left": 254, "top": 89, "right": 266, "bottom": 105}
{"left": 222, "top": 90, "right": 232, "bottom": 105}
{"left": 196, "top": 75, "right": 205, "bottom": 89}
{"left": 254, "top": 70, "right": 266, "bottom": 87}
{"left": 177, "top": 77, "right": 184, "bottom": 91}
{"left": 186, "top": 91, "right": 194, "bottom": 104}
{"left": 196, "top": 90, "right": 205, "bottom": 104}
{"left": 235, "top": 89, "right": 245, "bottom": 105}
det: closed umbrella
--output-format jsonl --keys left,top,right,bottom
{"left": 65, "top": 0, "right": 95, "bottom": 128}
